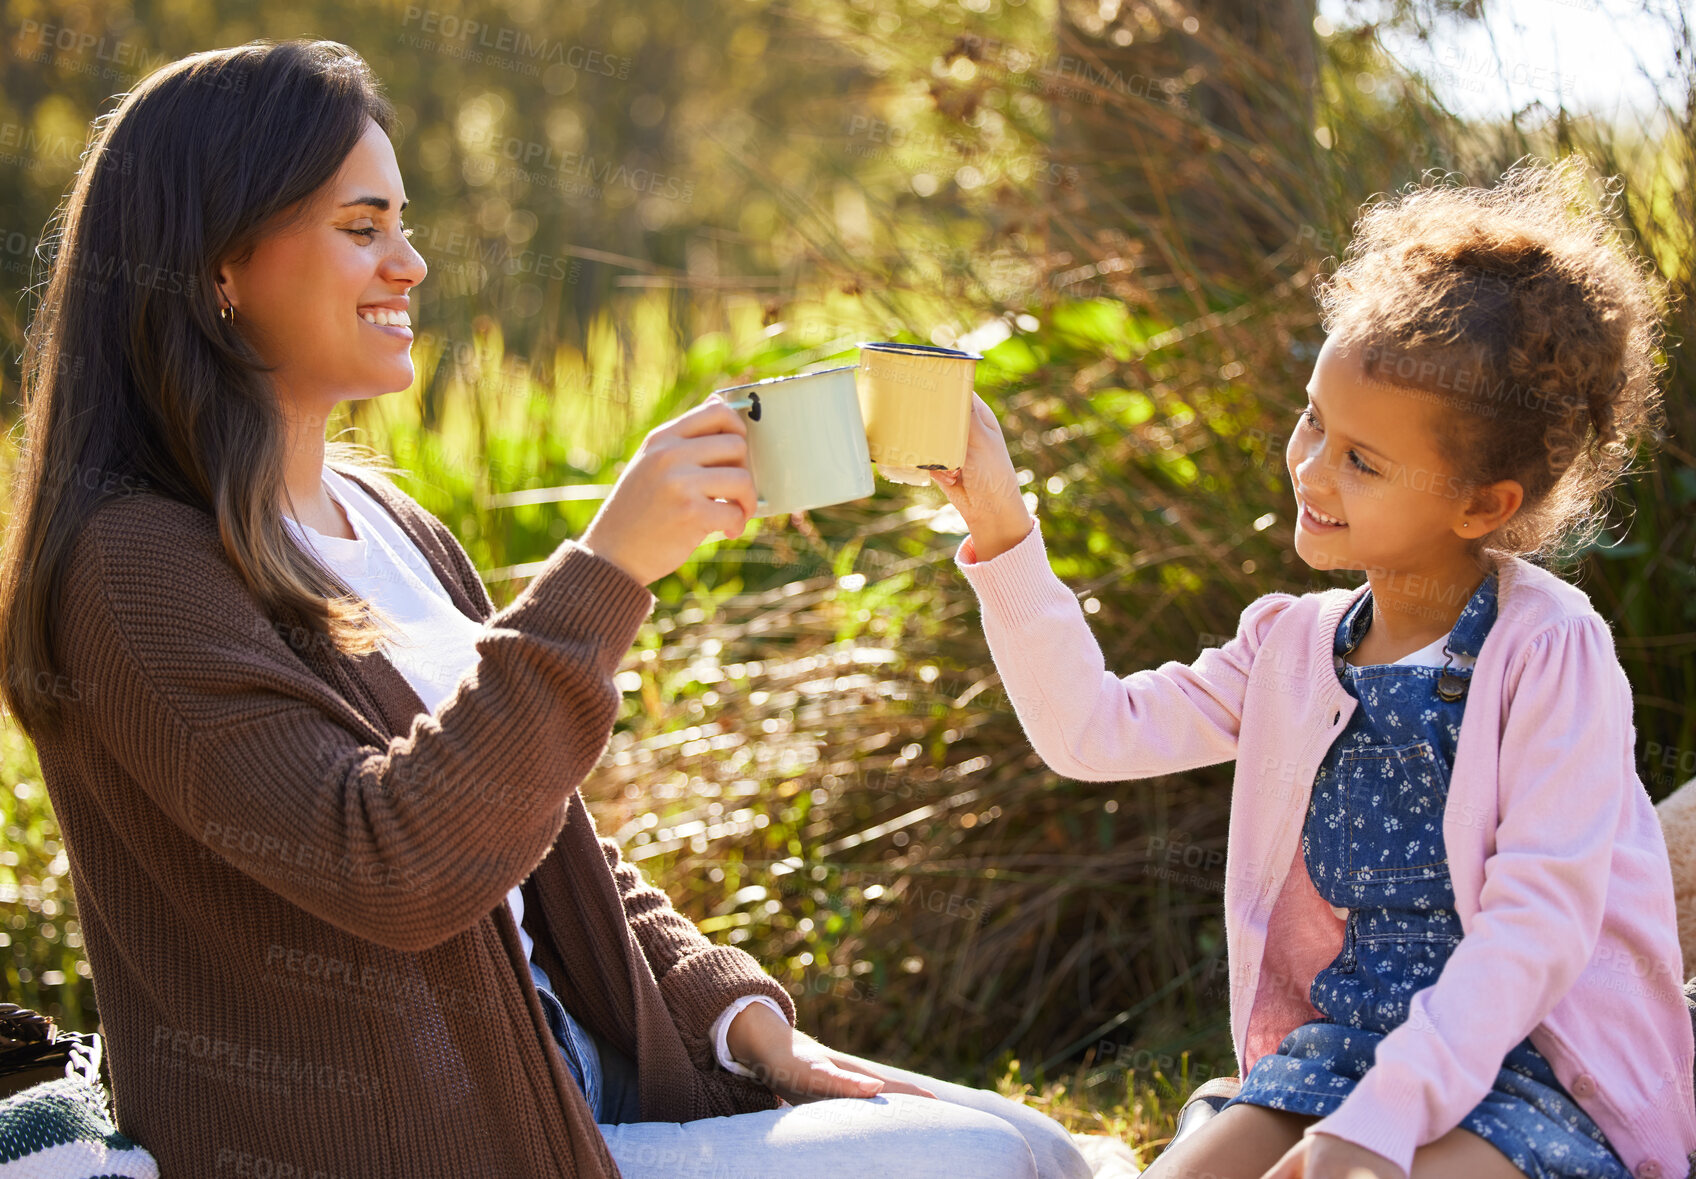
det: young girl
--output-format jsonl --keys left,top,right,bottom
{"left": 930, "top": 157, "right": 1696, "bottom": 1179}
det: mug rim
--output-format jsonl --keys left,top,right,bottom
{"left": 713, "top": 364, "right": 858, "bottom": 397}
{"left": 856, "top": 340, "right": 985, "bottom": 361}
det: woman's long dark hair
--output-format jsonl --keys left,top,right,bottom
{"left": 0, "top": 39, "right": 404, "bottom": 739}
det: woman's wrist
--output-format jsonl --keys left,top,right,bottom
{"left": 576, "top": 529, "right": 651, "bottom": 588}
{"left": 725, "top": 998, "right": 790, "bottom": 1068}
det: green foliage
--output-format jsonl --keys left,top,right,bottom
{"left": 0, "top": 710, "right": 92, "bottom": 1028}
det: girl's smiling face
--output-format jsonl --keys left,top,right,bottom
{"left": 1285, "top": 334, "right": 1519, "bottom": 580}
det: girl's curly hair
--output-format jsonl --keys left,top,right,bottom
{"left": 1314, "top": 154, "right": 1669, "bottom": 570}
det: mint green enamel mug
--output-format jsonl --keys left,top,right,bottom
{"left": 716, "top": 365, "right": 875, "bottom": 517}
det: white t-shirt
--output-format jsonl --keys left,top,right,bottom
{"left": 1333, "top": 619, "right": 1480, "bottom": 672}
{"left": 282, "top": 465, "right": 778, "bottom": 1075}
{"left": 1392, "top": 631, "right": 1476, "bottom": 668}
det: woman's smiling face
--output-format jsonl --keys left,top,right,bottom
{"left": 216, "top": 117, "right": 426, "bottom": 413}
{"left": 1285, "top": 334, "right": 1491, "bottom": 577}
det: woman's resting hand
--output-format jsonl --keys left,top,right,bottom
{"left": 725, "top": 1000, "right": 937, "bottom": 1104}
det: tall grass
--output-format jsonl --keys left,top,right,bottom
{"left": 541, "top": 1, "right": 1696, "bottom": 1109}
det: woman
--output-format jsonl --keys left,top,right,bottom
{"left": 0, "top": 38, "right": 1090, "bottom": 1179}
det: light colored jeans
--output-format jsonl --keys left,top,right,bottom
{"left": 593, "top": 1047, "right": 1094, "bottom": 1179}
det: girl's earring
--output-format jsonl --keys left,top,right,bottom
{"left": 220, "top": 303, "right": 236, "bottom": 325}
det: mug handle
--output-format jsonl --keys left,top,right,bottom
{"left": 720, "top": 391, "right": 761, "bottom": 420}
{"left": 712, "top": 393, "right": 767, "bottom": 516}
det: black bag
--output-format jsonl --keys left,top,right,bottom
{"left": 0, "top": 1002, "right": 102, "bottom": 1100}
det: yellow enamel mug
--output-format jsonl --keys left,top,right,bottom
{"left": 716, "top": 365, "right": 875, "bottom": 516}
{"left": 855, "top": 342, "right": 983, "bottom": 486}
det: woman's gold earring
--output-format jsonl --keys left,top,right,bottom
{"left": 220, "top": 303, "right": 236, "bottom": 325}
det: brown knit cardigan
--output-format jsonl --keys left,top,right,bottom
{"left": 31, "top": 461, "right": 794, "bottom": 1177}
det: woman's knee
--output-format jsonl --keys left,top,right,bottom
{"left": 603, "top": 1096, "right": 1037, "bottom": 1179}
{"left": 866, "top": 1095, "right": 1040, "bottom": 1179}
{"left": 940, "top": 1110, "right": 1040, "bottom": 1179}
{"left": 954, "top": 1090, "right": 1092, "bottom": 1179}
{"left": 827, "top": 1054, "right": 1085, "bottom": 1179}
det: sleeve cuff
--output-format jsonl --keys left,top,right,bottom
{"left": 491, "top": 538, "right": 656, "bottom": 672}
{"left": 954, "top": 515, "right": 1066, "bottom": 628}
{"left": 710, "top": 994, "right": 787, "bottom": 1078}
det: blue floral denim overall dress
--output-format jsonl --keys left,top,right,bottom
{"left": 1224, "top": 572, "right": 1630, "bottom": 1178}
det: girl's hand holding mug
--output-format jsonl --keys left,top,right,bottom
{"left": 579, "top": 393, "right": 757, "bottom": 587}
{"left": 928, "top": 392, "right": 1036, "bottom": 563}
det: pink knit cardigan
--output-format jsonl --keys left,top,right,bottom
{"left": 955, "top": 517, "right": 1695, "bottom": 1179}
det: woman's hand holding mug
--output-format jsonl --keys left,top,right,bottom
{"left": 579, "top": 393, "right": 757, "bottom": 587}
{"left": 928, "top": 392, "right": 1036, "bottom": 563}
